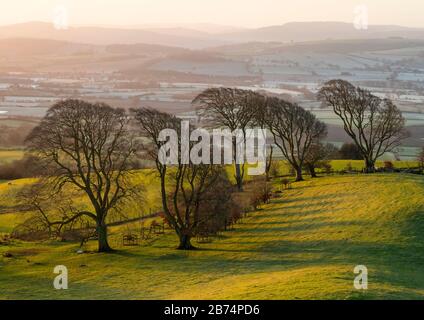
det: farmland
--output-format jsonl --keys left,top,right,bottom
{"left": 0, "top": 150, "right": 23, "bottom": 164}
{"left": 2, "top": 38, "right": 424, "bottom": 157}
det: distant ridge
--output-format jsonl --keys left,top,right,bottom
{"left": 1, "top": 21, "right": 424, "bottom": 49}
{"left": 0, "top": 38, "right": 189, "bottom": 57}
{"left": 0, "top": 22, "right": 229, "bottom": 49}
{"left": 219, "top": 21, "right": 424, "bottom": 43}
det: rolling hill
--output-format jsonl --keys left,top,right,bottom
{"left": 220, "top": 21, "right": 424, "bottom": 43}
{"left": 1, "top": 173, "right": 424, "bottom": 299}
{"left": 0, "top": 38, "right": 191, "bottom": 72}
{"left": 0, "top": 22, "right": 228, "bottom": 49}
{"left": 2, "top": 21, "right": 424, "bottom": 49}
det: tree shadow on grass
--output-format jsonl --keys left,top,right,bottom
{"left": 236, "top": 219, "right": 366, "bottom": 235}
{"left": 272, "top": 193, "right": 349, "bottom": 204}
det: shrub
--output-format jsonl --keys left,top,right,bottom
{"left": 244, "top": 177, "right": 272, "bottom": 211}
{"left": 281, "top": 178, "right": 291, "bottom": 190}
{"left": 384, "top": 161, "right": 394, "bottom": 171}
{"left": 193, "top": 173, "right": 240, "bottom": 236}
{"left": 339, "top": 143, "right": 362, "bottom": 160}
{"left": 321, "top": 162, "right": 332, "bottom": 174}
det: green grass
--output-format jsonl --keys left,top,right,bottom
{"left": 271, "top": 160, "right": 420, "bottom": 176}
{"left": 1, "top": 173, "right": 424, "bottom": 299}
{"left": 329, "top": 160, "right": 420, "bottom": 171}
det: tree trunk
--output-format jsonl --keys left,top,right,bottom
{"left": 235, "top": 163, "right": 243, "bottom": 191}
{"left": 294, "top": 165, "right": 304, "bottom": 182}
{"left": 308, "top": 164, "right": 317, "bottom": 178}
{"left": 232, "top": 137, "right": 244, "bottom": 191}
{"left": 265, "top": 145, "right": 274, "bottom": 180}
{"left": 364, "top": 158, "right": 376, "bottom": 173}
{"left": 97, "top": 222, "right": 113, "bottom": 253}
{"left": 177, "top": 234, "right": 195, "bottom": 250}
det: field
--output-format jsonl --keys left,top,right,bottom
{"left": 1, "top": 173, "right": 424, "bottom": 299}
{"left": 272, "top": 159, "right": 420, "bottom": 176}
{"left": 0, "top": 150, "right": 24, "bottom": 164}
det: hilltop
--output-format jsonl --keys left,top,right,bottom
{"left": 2, "top": 21, "right": 424, "bottom": 49}
{"left": 1, "top": 174, "right": 423, "bottom": 299}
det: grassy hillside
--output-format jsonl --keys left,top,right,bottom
{"left": 1, "top": 174, "right": 424, "bottom": 299}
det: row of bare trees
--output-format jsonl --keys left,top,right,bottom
{"left": 23, "top": 100, "right": 239, "bottom": 251}
{"left": 21, "top": 80, "right": 407, "bottom": 252}
{"left": 194, "top": 88, "right": 327, "bottom": 183}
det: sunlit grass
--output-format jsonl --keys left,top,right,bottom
{"left": 1, "top": 173, "right": 424, "bottom": 299}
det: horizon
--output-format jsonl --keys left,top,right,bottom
{"left": 0, "top": 19, "right": 421, "bottom": 31}
{"left": 1, "top": 0, "right": 424, "bottom": 29}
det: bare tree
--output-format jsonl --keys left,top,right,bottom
{"left": 26, "top": 99, "right": 141, "bottom": 252}
{"left": 303, "top": 143, "right": 334, "bottom": 178}
{"left": 265, "top": 97, "right": 327, "bottom": 181}
{"left": 251, "top": 94, "right": 275, "bottom": 180}
{"left": 192, "top": 88, "right": 263, "bottom": 190}
{"left": 318, "top": 80, "right": 408, "bottom": 173}
{"left": 133, "top": 107, "right": 235, "bottom": 250}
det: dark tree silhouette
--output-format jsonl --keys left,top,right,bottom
{"left": 339, "top": 142, "right": 362, "bottom": 160}
{"left": 251, "top": 94, "right": 275, "bottom": 180}
{"left": 192, "top": 88, "right": 262, "bottom": 190}
{"left": 318, "top": 80, "right": 408, "bottom": 173}
{"left": 304, "top": 143, "right": 329, "bottom": 178}
{"left": 133, "top": 107, "right": 235, "bottom": 250}
{"left": 26, "top": 99, "right": 140, "bottom": 252}
{"left": 265, "top": 97, "right": 327, "bottom": 181}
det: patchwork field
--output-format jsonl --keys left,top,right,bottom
{"left": 0, "top": 150, "right": 24, "bottom": 164}
{"left": 1, "top": 173, "right": 424, "bottom": 299}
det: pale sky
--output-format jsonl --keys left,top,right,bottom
{"left": 1, "top": 0, "right": 423, "bottom": 29}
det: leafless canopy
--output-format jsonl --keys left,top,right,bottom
{"left": 133, "top": 107, "right": 234, "bottom": 250}
{"left": 192, "top": 87, "right": 265, "bottom": 190}
{"left": 318, "top": 80, "right": 408, "bottom": 172}
{"left": 26, "top": 99, "right": 140, "bottom": 252}
{"left": 304, "top": 143, "right": 334, "bottom": 177}
{"left": 265, "top": 97, "right": 327, "bottom": 181}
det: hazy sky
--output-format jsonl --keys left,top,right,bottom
{"left": 1, "top": 0, "right": 423, "bottom": 29}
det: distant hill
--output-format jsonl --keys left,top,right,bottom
{"left": 2, "top": 21, "right": 424, "bottom": 49}
{"left": 209, "top": 38, "right": 424, "bottom": 55}
{"left": 0, "top": 22, "right": 228, "bottom": 49}
{"left": 0, "top": 38, "right": 194, "bottom": 73}
{"left": 220, "top": 21, "right": 424, "bottom": 43}
{"left": 0, "top": 38, "right": 99, "bottom": 57}
{"left": 0, "top": 38, "right": 188, "bottom": 58}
